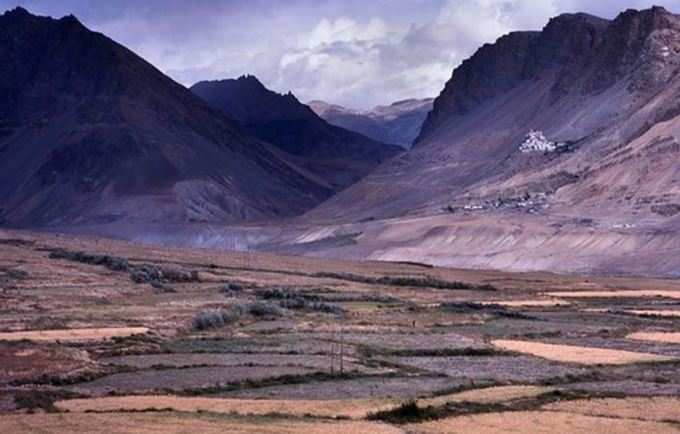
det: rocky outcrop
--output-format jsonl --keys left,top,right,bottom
{"left": 418, "top": 13, "right": 611, "bottom": 144}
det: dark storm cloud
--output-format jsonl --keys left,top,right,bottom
{"left": 1, "top": 0, "right": 678, "bottom": 108}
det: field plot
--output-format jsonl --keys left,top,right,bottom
{"left": 72, "top": 366, "right": 317, "bottom": 394}
{"left": 0, "top": 344, "right": 93, "bottom": 384}
{"left": 307, "top": 331, "right": 487, "bottom": 351}
{"left": 387, "top": 355, "right": 588, "bottom": 382}
{"left": 418, "top": 385, "right": 556, "bottom": 407}
{"left": 479, "top": 300, "right": 571, "bottom": 307}
{"left": 223, "top": 376, "right": 459, "bottom": 400}
{"left": 626, "top": 310, "right": 680, "bottom": 318}
{"left": 55, "top": 395, "right": 397, "bottom": 419}
{"left": 2, "top": 229, "right": 680, "bottom": 433}
{"left": 454, "top": 316, "right": 623, "bottom": 340}
{"left": 564, "top": 380, "right": 680, "bottom": 396}
{"left": 492, "top": 340, "right": 676, "bottom": 365}
{"left": 627, "top": 332, "right": 680, "bottom": 344}
{"left": 0, "top": 327, "right": 149, "bottom": 342}
{"left": 0, "top": 413, "right": 403, "bottom": 434}
{"left": 544, "top": 397, "right": 680, "bottom": 423}
{"left": 102, "top": 353, "right": 371, "bottom": 371}
{"left": 545, "top": 290, "right": 680, "bottom": 299}
{"left": 162, "top": 336, "right": 356, "bottom": 356}
{"left": 407, "top": 411, "right": 679, "bottom": 433}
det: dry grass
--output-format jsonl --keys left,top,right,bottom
{"left": 0, "top": 413, "right": 404, "bottom": 434}
{"left": 418, "top": 385, "right": 556, "bottom": 407}
{"left": 544, "top": 397, "right": 680, "bottom": 423}
{"left": 626, "top": 310, "right": 680, "bottom": 318}
{"left": 627, "top": 332, "right": 680, "bottom": 344}
{"left": 55, "top": 386, "right": 557, "bottom": 419}
{"left": 479, "top": 300, "right": 570, "bottom": 307}
{"left": 491, "top": 340, "right": 675, "bottom": 365}
{"left": 0, "top": 327, "right": 149, "bottom": 342}
{"left": 544, "top": 290, "right": 680, "bottom": 299}
{"left": 4, "top": 229, "right": 680, "bottom": 431}
{"left": 0, "top": 346, "right": 93, "bottom": 382}
{"left": 407, "top": 411, "right": 679, "bottom": 433}
{"left": 55, "top": 396, "right": 397, "bottom": 419}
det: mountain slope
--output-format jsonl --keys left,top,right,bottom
{"left": 191, "top": 76, "right": 401, "bottom": 191}
{"left": 283, "top": 6, "right": 680, "bottom": 276}
{"left": 307, "top": 7, "right": 680, "bottom": 222}
{"left": 309, "top": 98, "right": 434, "bottom": 148}
{"left": 0, "top": 8, "right": 332, "bottom": 228}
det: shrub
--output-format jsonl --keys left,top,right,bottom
{"left": 6, "top": 269, "right": 29, "bottom": 280}
{"left": 257, "top": 288, "right": 345, "bottom": 315}
{"left": 192, "top": 308, "right": 242, "bottom": 330}
{"left": 255, "top": 288, "right": 320, "bottom": 301}
{"left": 278, "top": 298, "right": 344, "bottom": 314}
{"left": 49, "top": 249, "right": 130, "bottom": 272}
{"left": 223, "top": 283, "right": 244, "bottom": 292}
{"left": 278, "top": 298, "right": 307, "bottom": 310}
{"left": 131, "top": 264, "right": 198, "bottom": 284}
{"left": 221, "top": 283, "right": 244, "bottom": 297}
{"left": 312, "top": 272, "right": 497, "bottom": 291}
{"left": 150, "top": 280, "right": 176, "bottom": 294}
{"left": 368, "top": 401, "right": 431, "bottom": 423}
{"left": 49, "top": 248, "right": 199, "bottom": 284}
{"left": 247, "top": 302, "right": 284, "bottom": 318}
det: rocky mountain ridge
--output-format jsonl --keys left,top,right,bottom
{"left": 0, "top": 8, "right": 332, "bottom": 227}
{"left": 273, "top": 6, "right": 680, "bottom": 276}
{"left": 191, "top": 76, "right": 401, "bottom": 191}
{"left": 309, "top": 98, "right": 434, "bottom": 148}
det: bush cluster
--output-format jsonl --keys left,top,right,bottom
{"left": 192, "top": 308, "right": 244, "bottom": 330}
{"left": 191, "top": 301, "right": 285, "bottom": 330}
{"left": 256, "top": 288, "right": 345, "bottom": 315}
{"left": 221, "top": 283, "right": 244, "bottom": 297}
{"left": 247, "top": 301, "right": 284, "bottom": 317}
{"left": 49, "top": 248, "right": 200, "bottom": 287}
{"left": 312, "top": 272, "right": 497, "bottom": 291}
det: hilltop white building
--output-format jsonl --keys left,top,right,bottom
{"left": 519, "top": 130, "right": 563, "bottom": 153}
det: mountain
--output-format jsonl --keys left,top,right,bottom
{"left": 0, "top": 8, "right": 333, "bottom": 228}
{"left": 309, "top": 98, "right": 434, "bottom": 148}
{"left": 191, "top": 76, "right": 401, "bottom": 191}
{"left": 284, "top": 6, "right": 680, "bottom": 276}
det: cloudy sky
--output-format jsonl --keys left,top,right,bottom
{"left": 2, "top": 0, "right": 679, "bottom": 109}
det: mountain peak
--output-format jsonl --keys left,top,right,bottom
{"left": 58, "top": 13, "right": 83, "bottom": 26}
{"left": 4, "top": 6, "right": 30, "bottom": 18}
{"left": 0, "top": 9, "right": 334, "bottom": 226}
{"left": 191, "top": 75, "right": 399, "bottom": 189}
{"left": 545, "top": 11, "right": 610, "bottom": 29}
{"left": 615, "top": 4, "right": 678, "bottom": 26}
{"left": 236, "top": 74, "right": 264, "bottom": 86}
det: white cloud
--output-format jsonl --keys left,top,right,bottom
{"left": 9, "top": 0, "right": 678, "bottom": 109}
{"left": 261, "top": 0, "right": 562, "bottom": 109}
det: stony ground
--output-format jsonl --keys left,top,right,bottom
{"left": 1, "top": 229, "right": 680, "bottom": 433}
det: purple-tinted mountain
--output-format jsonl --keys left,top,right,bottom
{"left": 309, "top": 98, "right": 434, "bottom": 148}
{"left": 191, "top": 76, "right": 401, "bottom": 191}
{"left": 291, "top": 7, "right": 680, "bottom": 276}
{"left": 0, "top": 8, "right": 334, "bottom": 228}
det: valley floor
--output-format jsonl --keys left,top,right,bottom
{"left": 1, "top": 229, "right": 680, "bottom": 433}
